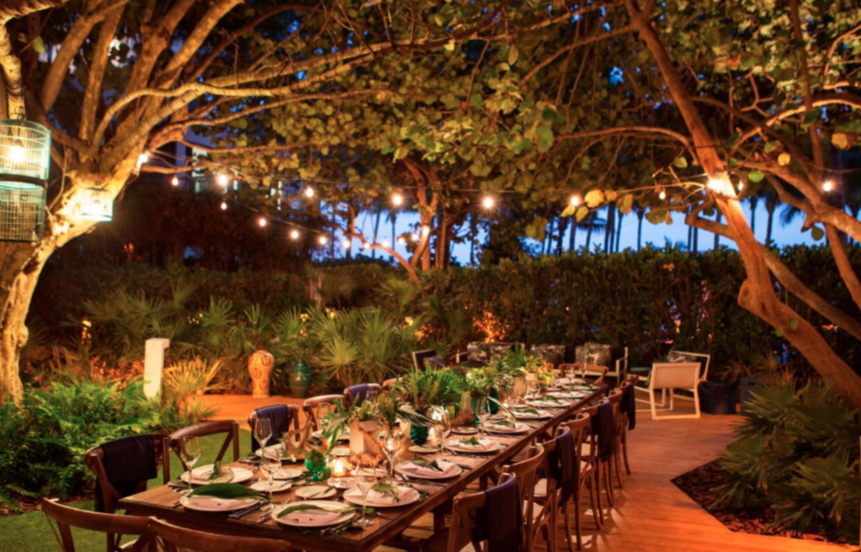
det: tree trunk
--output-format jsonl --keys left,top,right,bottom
{"left": 714, "top": 210, "right": 722, "bottom": 249}
{"left": 372, "top": 206, "right": 381, "bottom": 259}
{"left": 636, "top": 210, "right": 644, "bottom": 250}
{"left": 556, "top": 216, "right": 567, "bottom": 255}
{"left": 585, "top": 216, "right": 595, "bottom": 251}
{"left": 569, "top": 221, "right": 576, "bottom": 251}
{"left": 604, "top": 204, "right": 615, "bottom": 253}
{"left": 766, "top": 207, "right": 774, "bottom": 245}
{"left": 749, "top": 196, "right": 757, "bottom": 235}
{"left": 615, "top": 210, "right": 624, "bottom": 252}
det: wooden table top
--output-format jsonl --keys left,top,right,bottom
{"left": 119, "top": 385, "right": 605, "bottom": 552}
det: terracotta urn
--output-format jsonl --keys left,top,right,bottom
{"left": 248, "top": 349, "right": 275, "bottom": 399}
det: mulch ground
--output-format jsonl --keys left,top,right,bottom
{"left": 671, "top": 460, "right": 833, "bottom": 543}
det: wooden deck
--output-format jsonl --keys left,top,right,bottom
{"left": 204, "top": 395, "right": 853, "bottom": 552}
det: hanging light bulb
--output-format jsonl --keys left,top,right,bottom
{"left": 392, "top": 193, "right": 404, "bottom": 206}
{"left": 363, "top": 242, "right": 371, "bottom": 250}
{"left": 290, "top": 229, "right": 300, "bottom": 240}
{"left": 220, "top": 201, "right": 228, "bottom": 210}
{"left": 171, "top": 176, "right": 179, "bottom": 186}
{"left": 258, "top": 217, "right": 267, "bottom": 227}
{"left": 8, "top": 139, "right": 25, "bottom": 164}
{"left": 217, "top": 174, "right": 229, "bottom": 187}
{"left": 658, "top": 189, "right": 666, "bottom": 200}
{"left": 382, "top": 239, "right": 390, "bottom": 248}
{"left": 304, "top": 187, "right": 315, "bottom": 198}
{"left": 397, "top": 236, "right": 406, "bottom": 244}
{"left": 569, "top": 195, "right": 580, "bottom": 207}
{"left": 342, "top": 239, "right": 351, "bottom": 249}
{"left": 318, "top": 235, "right": 328, "bottom": 245}
{"left": 482, "top": 196, "right": 495, "bottom": 209}
{"left": 411, "top": 233, "right": 419, "bottom": 242}
{"left": 823, "top": 180, "right": 834, "bottom": 193}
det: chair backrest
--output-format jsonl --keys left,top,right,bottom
{"left": 502, "top": 444, "right": 546, "bottom": 552}
{"left": 302, "top": 394, "right": 345, "bottom": 430}
{"left": 248, "top": 404, "right": 300, "bottom": 451}
{"left": 41, "top": 498, "right": 152, "bottom": 552}
{"left": 381, "top": 377, "right": 399, "bottom": 391}
{"left": 150, "top": 518, "right": 292, "bottom": 552}
{"left": 606, "top": 390, "right": 624, "bottom": 435}
{"left": 412, "top": 349, "right": 443, "bottom": 371}
{"left": 84, "top": 434, "right": 170, "bottom": 515}
{"left": 668, "top": 350, "right": 711, "bottom": 382}
{"left": 170, "top": 420, "right": 240, "bottom": 464}
{"left": 562, "top": 413, "right": 591, "bottom": 476}
{"left": 343, "top": 383, "right": 382, "bottom": 408}
{"left": 558, "top": 363, "right": 609, "bottom": 385}
{"left": 650, "top": 362, "right": 700, "bottom": 390}
{"left": 448, "top": 473, "right": 526, "bottom": 552}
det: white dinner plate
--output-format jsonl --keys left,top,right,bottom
{"left": 395, "top": 460, "right": 463, "bottom": 480}
{"left": 312, "top": 429, "right": 350, "bottom": 442}
{"left": 254, "top": 445, "right": 285, "bottom": 460}
{"left": 343, "top": 485, "right": 420, "bottom": 508}
{"left": 180, "top": 466, "right": 255, "bottom": 485}
{"left": 444, "top": 437, "right": 501, "bottom": 454}
{"left": 296, "top": 485, "right": 338, "bottom": 499}
{"left": 528, "top": 400, "right": 568, "bottom": 409}
{"left": 249, "top": 480, "right": 292, "bottom": 493}
{"left": 180, "top": 494, "right": 259, "bottom": 513}
{"left": 275, "top": 500, "right": 355, "bottom": 528}
{"left": 409, "top": 445, "right": 441, "bottom": 454}
{"left": 483, "top": 422, "right": 530, "bottom": 434}
{"left": 451, "top": 426, "right": 479, "bottom": 435}
{"left": 274, "top": 468, "right": 304, "bottom": 480}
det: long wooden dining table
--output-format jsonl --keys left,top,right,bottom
{"left": 119, "top": 385, "right": 606, "bottom": 552}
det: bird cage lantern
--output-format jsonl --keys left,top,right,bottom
{"left": 77, "top": 188, "right": 113, "bottom": 222}
{"left": 0, "top": 119, "right": 52, "bottom": 242}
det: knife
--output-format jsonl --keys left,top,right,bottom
{"left": 229, "top": 500, "right": 266, "bottom": 519}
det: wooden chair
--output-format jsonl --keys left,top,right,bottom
{"left": 150, "top": 518, "right": 292, "bottom": 552}
{"left": 41, "top": 498, "right": 152, "bottom": 552}
{"left": 618, "top": 375, "right": 639, "bottom": 476}
{"left": 502, "top": 444, "right": 547, "bottom": 552}
{"left": 169, "top": 420, "right": 240, "bottom": 465}
{"left": 634, "top": 362, "right": 701, "bottom": 420}
{"left": 605, "top": 390, "right": 625, "bottom": 490}
{"left": 560, "top": 414, "right": 597, "bottom": 551}
{"left": 343, "top": 383, "right": 381, "bottom": 407}
{"left": 558, "top": 364, "right": 609, "bottom": 386}
{"left": 248, "top": 404, "right": 300, "bottom": 451}
{"left": 302, "top": 394, "right": 345, "bottom": 431}
{"left": 581, "top": 402, "right": 614, "bottom": 525}
{"left": 381, "top": 377, "right": 400, "bottom": 391}
{"left": 84, "top": 435, "right": 171, "bottom": 515}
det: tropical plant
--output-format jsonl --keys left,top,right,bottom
{"left": 394, "top": 368, "right": 464, "bottom": 415}
{"left": 712, "top": 379, "right": 861, "bottom": 541}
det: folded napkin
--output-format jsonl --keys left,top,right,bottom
{"left": 284, "top": 509, "right": 342, "bottom": 524}
{"left": 547, "top": 428, "right": 576, "bottom": 503}
{"left": 591, "top": 402, "right": 615, "bottom": 461}
{"left": 186, "top": 496, "right": 245, "bottom": 509}
{"left": 473, "top": 476, "right": 523, "bottom": 552}
{"left": 453, "top": 438, "right": 494, "bottom": 451}
{"left": 486, "top": 422, "right": 517, "bottom": 431}
{"left": 403, "top": 461, "right": 456, "bottom": 477}
{"left": 187, "top": 465, "right": 214, "bottom": 483}
{"left": 95, "top": 435, "right": 157, "bottom": 513}
{"left": 366, "top": 487, "right": 413, "bottom": 503}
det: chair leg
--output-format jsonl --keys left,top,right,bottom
{"left": 693, "top": 386, "right": 701, "bottom": 419}
{"left": 603, "top": 460, "right": 615, "bottom": 507}
{"left": 649, "top": 389, "right": 657, "bottom": 420}
{"left": 588, "top": 472, "right": 603, "bottom": 529}
{"left": 574, "top": 488, "right": 583, "bottom": 550}
{"left": 660, "top": 389, "right": 666, "bottom": 407}
{"left": 622, "top": 428, "right": 632, "bottom": 475}
{"left": 614, "top": 444, "right": 624, "bottom": 488}
{"left": 669, "top": 389, "right": 675, "bottom": 411}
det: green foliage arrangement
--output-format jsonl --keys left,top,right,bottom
{"left": 394, "top": 368, "right": 464, "bottom": 424}
{"left": 713, "top": 378, "right": 861, "bottom": 542}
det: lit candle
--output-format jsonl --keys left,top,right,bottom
{"left": 332, "top": 459, "right": 346, "bottom": 478}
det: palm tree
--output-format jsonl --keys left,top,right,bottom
{"left": 749, "top": 195, "right": 759, "bottom": 235}
{"left": 635, "top": 205, "right": 646, "bottom": 250}
{"left": 764, "top": 189, "right": 779, "bottom": 245}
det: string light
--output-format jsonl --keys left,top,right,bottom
{"left": 363, "top": 242, "right": 371, "bottom": 250}
{"left": 382, "top": 240, "right": 390, "bottom": 248}
{"left": 823, "top": 180, "right": 834, "bottom": 193}
{"left": 220, "top": 201, "right": 227, "bottom": 210}
{"left": 171, "top": 176, "right": 179, "bottom": 186}
{"left": 290, "top": 229, "right": 300, "bottom": 240}
{"left": 8, "top": 140, "right": 25, "bottom": 163}
{"left": 318, "top": 235, "right": 328, "bottom": 245}
{"left": 658, "top": 189, "right": 666, "bottom": 200}
{"left": 217, "top": 174, "right": 229, "bottom": 187}
{"left": 421, "top": 225, "right": 431, "bottom": 236}
{"left": 258, "top": 217, "right": 267, "bottom": 227}
{"left": 392, "top": 193, "right": 404, "bottom": 206}
{"left": 411, "top": 233, "right": 419, "bottom": 242}
{"left": 397, "top": 236, "right": 406, "bottom": 244}
{"left": 138, "top": 152, "right": 149, "bottom": 164}
{"left": 569, "top": 195, "right": 580, "bottom": 207}
{"left": 482, "top": 196, "right": 495, "bottom": 209}
{"left": 342, "top": 239, "right": 351, "bottom": 249}
{"left": 304, "top": 187, "right": 315, "bottom": 198}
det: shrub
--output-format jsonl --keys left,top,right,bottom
{"left": 712, "top": 378, "right": 861, "bottom": 542}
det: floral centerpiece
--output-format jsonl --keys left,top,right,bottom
{"left": 393, "top": 368, "right": 463, "bottom": 444}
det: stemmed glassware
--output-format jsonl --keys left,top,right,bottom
{"left": 378, "top": 431, "right": 402, "bottom": 483}
{"left": 432, "top": 407, "right": 452, "bottom": 448}
{"left": 255, "top": 418, "right": 273, "bottom": 456}
{"left": 178, "top": 436, "right": 201, "bottom": 495}
{"left": 353, "top": 459, "right": 379, "bottom": 528}
{"left": 474, "top": 397, "right": 492, "bottom": 437}
{"left": 260, "top": 446, "right": 281, "bottom": 513}
{"left": 580, "top": 364, "right": 588, "bottom": 383}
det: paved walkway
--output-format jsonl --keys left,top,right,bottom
{"left": 204, "top": 394, "right": 853, "bottom": 552}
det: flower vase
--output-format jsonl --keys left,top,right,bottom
{"left": 248, "top": 350, "right": 275, "bottom": 399}
{"left": 410, "top": 425, "right": 429, "bottom": 445}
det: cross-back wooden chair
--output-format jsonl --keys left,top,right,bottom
{"left": 421, "top": 472, "right": 529, "bottom": 552}
{"left": 84, "top": 434, "right": 171, "bottom": 514}
{"left": 618, "top": 375, "right": 638, "bottom": 476}
{"left": 605, "top": 390, "right": 626, "bottom": 491}
{"left": 560, "top": 413, "right": 597, "bottom": 550}
{"left": 248, "top": 404, "right": 300, "bottom": 452}
{"left": 41, "top": 498, "right": 153, "bottom": 552}
{"left": 581, "top": 402, "right": 613, "bottom": 526}
{"left": 503, "top": 444, "right": 546, "bottom": 552}
{"left": 302, "top": 394, "right": 345, "bottom": 431}
{"left": 169, "top": 420, "right": 240, "bottom": 465}
{"left": 150, "top": 518, "right": 292, "bottom": 552}
{"left": 343, "top": 383, "right": 382, "bottom": 407}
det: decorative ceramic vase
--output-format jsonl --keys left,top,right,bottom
{"left": 248, "top": 350, "right": 275, "bottom": 399}
{"left": 349, "top": 419, "right": 379, "bottom": 456}
{"left": 410, "top": 425, "right": 429, "bottom": 445}
{"left": 304, "top": 455, "right": 330, "bottom": 482}
{"left": 290, "top": 360, "right": 312, "bottom": 399}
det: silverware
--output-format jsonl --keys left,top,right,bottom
{"left": 171, "top": 499, "right": 182, "bottom": 508}
{"left": 229, "top": 501, "right": 266, "bottom": 519}
{"left": 325, "top": 518, "right": 357, "bottom": 534}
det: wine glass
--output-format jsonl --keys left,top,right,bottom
{"left": 525, "top": 373, "right": 539, "bottom": 400}
{"left": 353, "top": 459, "right": 379, "bottom": 528}
{"left": 580, "top": 364, "right": 588, "bottom": 383}
{"left": 178, "top": 436, "right": 201, "bottom": 495}
{"left": 260, "top": 447, "right": 281, "bottom": 513}
{"left": 475, "top": 397, "right": 492, "bottom": 437}
{"left": 378, "top": 431, "right": 402, "bottom": 483}
{"left": 432, "top": 407, "right": 452, "bottom": 448}
{"left": 255, "top": 418, "right": 273, "bottom": 456}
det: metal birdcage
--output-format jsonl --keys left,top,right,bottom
{"left": 0, "top": 119, "right": 51, "bottom": 242}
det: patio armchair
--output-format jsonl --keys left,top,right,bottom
{"left": 630, "top": 350, "right": 711, "bottom": 407}
{"left": 634, "top": 362, "right": 702, "bottom": 420}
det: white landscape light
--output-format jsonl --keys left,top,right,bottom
{"left": 77, "top": 188, "right": 113, "bottom": 222}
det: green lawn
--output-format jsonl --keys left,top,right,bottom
{"left": 0, "top": 429, "right": 251, "bottom": 552}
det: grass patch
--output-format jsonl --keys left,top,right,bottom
{"left": 0, "top": 429, "right": 251, "bottom": 552}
